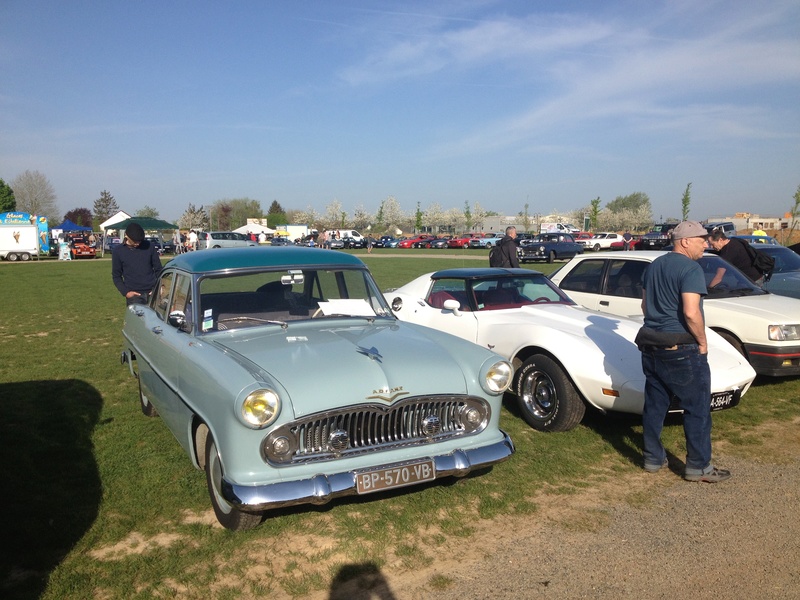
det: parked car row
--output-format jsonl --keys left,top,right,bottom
{"left": 121, "top": 239, "right": 800, "bottom": 531}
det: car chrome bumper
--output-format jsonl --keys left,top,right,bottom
{"left": 223, "top": 432, "right": 515, "bottom": 511}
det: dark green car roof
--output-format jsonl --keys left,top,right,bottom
{"left": 163, "top": 246, "right": 366, "bottom": 273}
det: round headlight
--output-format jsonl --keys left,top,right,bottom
{"left": 241, "top": 389, "right": 280, "bottom": 428}
{"left": 483, "top": 360, "right": 513, "bottom": 394}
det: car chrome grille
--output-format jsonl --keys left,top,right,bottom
{"left": 262, "top": 395, "right": 489, "bottom": 465}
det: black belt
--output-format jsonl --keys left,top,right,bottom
{"left": 642, "top": 343, "right": 697, "bottom": 351}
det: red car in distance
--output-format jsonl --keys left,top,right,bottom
{"left": 398, "top": 235, "right": 434, "bottom": 248}
{"left": 447, "top": 233, "right": 483, "bottom": 248}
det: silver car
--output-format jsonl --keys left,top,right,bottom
{"left": 197, "top": 231, "right": 257, "bottom": 249}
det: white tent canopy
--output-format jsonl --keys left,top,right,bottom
{"left": 100, "top": 211, "right": 132, "bottom": 230}
{"left": 233, "top": 223, "right": 274, "bottom": 235}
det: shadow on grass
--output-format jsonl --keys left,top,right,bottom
{"left": 502, "top": 389, "right": 688, "bottom": 472}
{"left": 0, "top": 380, "right": 102, "bottom": 600}
{"left": 329, "top": 562, "right": 398, "bottom": 600}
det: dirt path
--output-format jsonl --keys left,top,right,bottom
{"left": 319, "top": 419, "right": 800, "bottom": 600}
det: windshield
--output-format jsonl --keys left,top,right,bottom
{"left": 762, "top": 247, "right": 800, "bottom": 273}
{"left": 472, "top": 275, "right": 574, "bottom": 309}
{"left": 699, "top": 255, "right": 767, "bottom": 298}
{"left": 197, "top": 267, "right": 394, "bottom": 332}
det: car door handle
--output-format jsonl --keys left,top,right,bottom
{"left": 151, "top": 326, "right": 163, "bottom": 334}
{"left": 600, "top": 300, "right": 609, "bottom": 306}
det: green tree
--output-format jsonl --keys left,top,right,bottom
{"left": 784, "top": 184, "right": 800, "bottom": 244}
{"left": 606, "top": 192, "right": 651, "bottom": 214}
{"left": 135, "top": 205, "right": 160, "bottom": 219}
{"left": 415, "top": 202, "right": 423, "bottom": 233}
{"left": 11, "top": 169, "right": 58, "bottom": 223}
{"left": 681, "top": 183, "right": 692, "bottom": 221}
{"left": 519, "top": 203, "right": 531, "bottom": 233}
{"left": 590, "top": 197, "right": 601, "bottom": 230}
{"left": 0, "top": 178, "right": 16, "bottom": 212}
{"left": 64, "top": 207, "right": 93, "bottom": 227}
{"left": 209, "top": 198, "right": 261, "bottom": 230}
{"left": 93, "top": 190, "right": 119, "bottom": 226}
{"left": 463, "top": 201, "right": 473, "bottom": 232}
{"left": 267, "top": 200, "right": 287, "bottom": 229}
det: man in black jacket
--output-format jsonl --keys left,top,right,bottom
{"left": 492, "top": 226, "right": 520, "bottom": 268}
{"left": 111, "top": 222, "right": 163, "bottom": 305}
{"left": 707, "top": 231, "right": 762, "bottom": 285}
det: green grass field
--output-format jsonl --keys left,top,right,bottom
{"left": 1, "top": 251, "right": 798, "bottom": 599}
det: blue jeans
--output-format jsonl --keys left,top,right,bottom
{"left": 641, "top": 345, "right": 712, "bottom": 476}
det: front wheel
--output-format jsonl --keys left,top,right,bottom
{"left": 205, "top": 434, "right": 263, "bottom": 531}
{"left": 593, "top": 244, "right": 601, "bottom": 252}
{"left": 515, "top": 354, "right": 585, "bottom": 432}
{"left": 547, "top": 251, "right": 556, "bottom": 264}
{"left": 19, "top": 252, "right": 31, "bottom": 261}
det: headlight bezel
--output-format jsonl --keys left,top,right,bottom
{"left": 482, "top": 359, "right": 513, "bottom": 395}
{"left": 768, "top": 324, "right": 800, "bottom": 341}
{"left": 239, "top": 388, "right": 281, "bottom": 429}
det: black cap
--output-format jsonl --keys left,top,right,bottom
{"left": 125, "top": 222, "right": 145, "bottom": 243}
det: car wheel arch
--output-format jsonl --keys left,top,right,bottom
{"left": 711, "top": 328, "right": 748, "bottom": 359}
{"left": 193, "top": 421, "right": 210, "bottom": 470}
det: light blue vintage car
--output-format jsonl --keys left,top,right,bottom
{"left": 121, "top": 247, "right": 514, "bottom": 530}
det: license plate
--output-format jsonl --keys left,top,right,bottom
{"left": 356, "top": 459, "right": 436, "bottom": 494}
{"left": 710, "top": 389, "right": 741, "bottom": 411}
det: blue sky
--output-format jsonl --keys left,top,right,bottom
{"left": 2, "top": 0, "right": 798, "bottom": 223}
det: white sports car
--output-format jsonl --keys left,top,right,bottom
{"left": 386, "top": 268, "right": 756, "bottom": 432}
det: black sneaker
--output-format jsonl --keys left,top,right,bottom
{"left": 684, "top": 466, "right": 731, "bottom": 483}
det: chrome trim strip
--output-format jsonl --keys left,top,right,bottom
{"left": 224, "top": 432, "right": 515, "bottom": 511}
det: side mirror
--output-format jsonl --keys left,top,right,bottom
{"left": 442, "top": 298, "right": 462, "bottom": 316}
{"left": 168, "top": 310, "right": 189, "bottom": 331}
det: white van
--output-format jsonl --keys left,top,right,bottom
{"left": 328, "top": 229, "right": 364, "bottom": 243}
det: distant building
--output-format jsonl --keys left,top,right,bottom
{"left": 705, "top": 212, "right": 796, "bottom": 232}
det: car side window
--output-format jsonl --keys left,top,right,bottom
{"left": 427, "top": 279, "right": 472, "bottom": 311}
{"left": 608, "top": 260, "right": 647, "bottom": 298}
{"left": 559, "top": 260, "right": 606, "bottom": 294}
{"left": 153, "top": 272, "right": 174, "bottom": 321}
{"left": 170, "top": 274, "right": 192, "bottom": 326}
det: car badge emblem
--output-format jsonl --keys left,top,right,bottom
{"left": 356, "top": 345, "right": 383, "bottom": 362}
{"left": 366, "top": 386, "right": 409, "bottom": 403}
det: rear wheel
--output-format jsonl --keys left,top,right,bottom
{"left": 205, "top": 434, "right": 263, "bottom": 531}
{"left": 19, "top": 252, "right": 31, "bottom": 261}
{"left": 7, "top": 253, "right": 18, "bottom": 262}
{"left": 515, "top": 354, "right": 585, "bottom": 432}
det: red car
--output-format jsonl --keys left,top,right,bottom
{"left": 68, "top": 235, "right": 97, "bottom": 259}
{"left": 398, "top": 235, "right": 434, "bottom": 248}
{"left": 610, "top": 235, "right": 642, "bottom": 250}
{"left": 447, "top": 233, "right": 482, "bottom": 248}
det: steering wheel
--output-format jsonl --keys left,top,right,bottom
{"left": 531, "top": 297, "right": 550, "bottom": 304}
